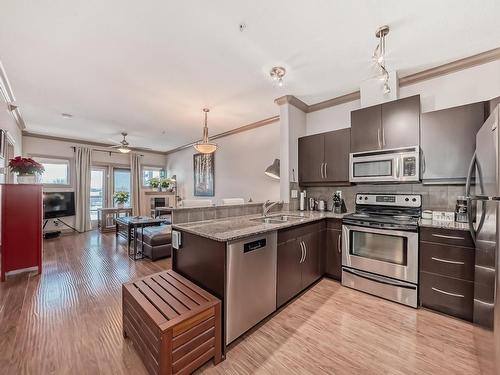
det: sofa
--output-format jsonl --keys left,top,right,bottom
{"left": 137, "top": 225, "right": 172, "bottom": 261}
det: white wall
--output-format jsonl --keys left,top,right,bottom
{"left": 306, "top": 59, "right": 500, "bottom": 135}
{"left": 166, "top": 123, "right": 280, "bottom": 204}
{"left": 23, "top": 135, "right": 166, "bottom": 230}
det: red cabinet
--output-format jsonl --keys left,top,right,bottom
{"left": 1, "top": 184, "right": 43, "bottom": 281}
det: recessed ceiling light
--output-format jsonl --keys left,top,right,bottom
{"left": 61, "top": 113, "right": 73, "bottom": 119}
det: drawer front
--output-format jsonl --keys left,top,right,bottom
{"left": 327, "top": 218, "right": 342, "bottom": 230}
{"left": 420, "top": 271, "right": 473, "bottom": 321}
{"left": 278, "top": 221, "right": 323, "bottom": 244}
{"left": 420, "top": 227, "right": 473, "bottom": 248}
{"left": 420, "top": 242, "right": 474, "bottom": 281}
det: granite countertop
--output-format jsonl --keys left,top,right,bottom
{"left": 418, "top": 219, "right": 470, "bottom": 231}
{"left": 171, "top": 210, "right": 349, "bottom": 242}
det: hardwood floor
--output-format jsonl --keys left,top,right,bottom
{"left": 0, "top": 231, "right": 489, "bottom": 374}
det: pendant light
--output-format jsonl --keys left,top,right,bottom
{"left": 265, "top": 159, "right": 280, "bottom": 179}
{"left": 193, "top": 108, "right": 217, "bottom": 154}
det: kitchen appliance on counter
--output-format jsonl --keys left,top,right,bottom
{"left": 349, "top": 146, "right": 420, "bottom": 183}
{"left": 455, "top": 196, "right": 469, "bottom": 223}
{"left": 466, "top": 104, "right": 500, "bottom": 373}
{"left": 342, "top": 193, "right": 422, "bottom": 308}
{"left": 226, "top": 232, "right": 277, "bottom": 344}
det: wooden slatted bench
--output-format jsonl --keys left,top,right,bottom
{"left": 123, "top": 269, "right": 222, "bottom": 375}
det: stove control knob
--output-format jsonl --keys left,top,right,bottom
{"left": 412, "top": 198, "right": 417, "bottom": 202}
{"left": 405, "top": 197, "right": 409, "bottom": 202}
{"left": 365, "top": 197, "right": 368, "bottom": 200}
{"left": 358, "top": 196, "right": 363, "bottom": 200}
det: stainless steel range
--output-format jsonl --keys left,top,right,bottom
{"left": 342, "top": 193, "right": 422, "bottom": 308}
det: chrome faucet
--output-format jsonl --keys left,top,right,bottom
{"left": 262, "top": 200, "right": 283, "bottom": 216}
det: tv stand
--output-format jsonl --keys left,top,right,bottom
{"left": 43, "top": 218, "right": 78, "bottom": 233}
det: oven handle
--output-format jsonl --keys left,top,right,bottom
{"left": 342, "top": 267, "right": 417, "bottom": 290}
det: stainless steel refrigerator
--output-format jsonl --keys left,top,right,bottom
{"left": 467, "top": 104, "right": 500, "bottom": 373}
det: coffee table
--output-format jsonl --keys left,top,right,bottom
{"left": 115, "top": 216, "right": 167, "bottom": 260}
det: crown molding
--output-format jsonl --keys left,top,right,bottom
{"left": 22, "top": 131, "right": 167, "bottom": 156}
{"left": 275, "top": 46, "right": 500, "bottom": 114}
{"left": 399, "top": 47, "right": 500, "bottom": 87}
{"left": 165, "top": 115, "right": 280, "bottom": 155}
{"left": 274, "top": 95, "right": 309, "bottom": 112}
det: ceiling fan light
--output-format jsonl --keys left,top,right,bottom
{"left": 118, "top": 146, "right": 131, "bottom": 153}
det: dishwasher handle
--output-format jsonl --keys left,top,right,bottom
{"left": 244, "top": 238, "right": 267, "bottom": 253}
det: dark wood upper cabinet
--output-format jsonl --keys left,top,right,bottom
{"left": 381, "top": 95, "right": 420, "bottom": 149}
{"left": 298, "top": 133, "right": 324, "bottom": 183}
{"left": 298, "top": 128, "right": 350, "bottom": 185}
{"left": 421, "top": 102, "right": 484, "bottom": 184}
{"left": 350, "top": 95, "right": 421, "bottom": 153}
{"left": 350, "top": 104, "right": 382, "bottom": 153}
{"left": 324, "top": 128, "right": 350, "bottom": 183}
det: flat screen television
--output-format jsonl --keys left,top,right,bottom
{"left": 43, "top": 192, "right": 76, "bottom": 219}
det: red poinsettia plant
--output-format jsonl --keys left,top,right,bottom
{"left": 8, "top": 156, "right": 45, "bottom": 175}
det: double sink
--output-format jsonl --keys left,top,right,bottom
{"left": 250, "top": 213, "right": 309, "bottom": 224}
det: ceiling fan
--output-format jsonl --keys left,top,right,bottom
{"left": 107, "top": 132, "right": 133, "bottom": 153}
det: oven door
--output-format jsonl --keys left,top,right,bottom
{"left": 342, "top": 224, "right": 418, "bottom": 283}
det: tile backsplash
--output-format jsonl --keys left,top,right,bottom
{"left": 294, "top": 184, "right": 465, "bottom": 213}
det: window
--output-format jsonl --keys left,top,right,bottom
{"left": 90, "top": 167, "right": 107, "bottom": 221}
{"left": 113, "top": 168, "right": 131, "bottom": 207}
{"left": 33, "top": 157, "right": 71, "bottom": 185}
{"left": 142, "top": 166, "right": 165, "bottom": 187}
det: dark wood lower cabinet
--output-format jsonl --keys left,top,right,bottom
{"left": 419, "top": 228, "right": 475, "bottom": 321}
{"left": 420, "top": 271, "right": 474, "bottom": 321}
{"left": 277, "top": 222, "right": 325, "bottom": 308}
{"left": 277, "top": 239, "right": 303, "bottom": 308}
{"left": 325, "top": 220, "right": 342, "bottom": 280}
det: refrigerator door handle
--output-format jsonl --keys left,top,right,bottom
{"left": 466, "top": 152, "right": 477, "bottom": 244}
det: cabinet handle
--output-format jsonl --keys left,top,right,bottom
{"left": 377, "top": 128, "right": 381, "bottom": 149}
{"left": 320, "top": 163, "right": 324, "bottom": 179}
{"left": 431, "top": 256, "right": 465, "bottom": 265}
{"left": 324, "top": 163, "right": 328, "bottom": 179}
{"left": 431, "top": 234, "right": 465, "bottom": 241}
{"left": 382, "top": 127, "right": 386, "bottom": 147}
{"left": 431, "top": 287, "right": 464, "bottom": 298}
{"left": 299, "top": 241, "right": 305, "bottom": 263}
{"left": 337, "top": 234, "right": 341, "bottom": 253}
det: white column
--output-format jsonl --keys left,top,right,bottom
{"left": 277, "top": 100, "right": 306, "bottom": 203}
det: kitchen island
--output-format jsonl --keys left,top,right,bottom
{"left": 171, "top": 211, "right": 348, "bottom": 354}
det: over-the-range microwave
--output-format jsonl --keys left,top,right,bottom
{"left": 349, "top": 146, "right": 420, "bottom": 183}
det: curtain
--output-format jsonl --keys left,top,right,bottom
{"left": 74, "top": 147, "right": 92, "bottom": 232}
{"left": 130, "top": 152, "right": 142, "bottom": 216}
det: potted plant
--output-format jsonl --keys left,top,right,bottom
{"left": 160, "top": 177, "right": 171, "bottom": 192}
{"left": 8, "top": 156, "right": 45, "bottom": 184}
{"left": 113, "top": 191, "right": 129, "bottom": 208}
{"left": 148, "top": 177, "right": 161, "bottom": 191}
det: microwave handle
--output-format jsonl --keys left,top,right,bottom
{"left": 396, "top": 157, "right": 401, "bottom": 178}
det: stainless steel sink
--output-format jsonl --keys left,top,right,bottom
{"left": 250, "top": 214, "right": 309, "bottom": 224}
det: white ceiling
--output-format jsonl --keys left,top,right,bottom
{"left": 1, "top": 0, "right": 500, "bottom": 151}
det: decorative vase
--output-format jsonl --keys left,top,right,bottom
{"left": 17, "top": 173, "right": 37, "bottom": 184}
{"left": 117, "top": 203, "right": 125, "bottom": 208}
{"left": 161, "top": 187, "right": 167, "bottom": 192}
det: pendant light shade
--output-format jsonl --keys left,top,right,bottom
{"left": 265, "top": 159, "right": 280, "bottom": 179}
{"left": 194, "top": 108, "right": 217, "bottom": 154}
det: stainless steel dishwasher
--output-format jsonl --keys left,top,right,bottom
{"left": 226, "top": 231, "right": 277, "bottom": 344}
